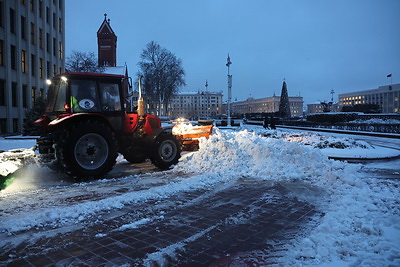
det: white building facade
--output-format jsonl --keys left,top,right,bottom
{"left": 167, "top": 91, "right": 223, "bottom": 120}
{"left": 231, "top": 96, "right": 304, "bottom": 117}
{"left": 0, "top": 0, "right": 65, "bottom": 133}
{"left": 339, "top": 83, "right": 400, "bottom": 113}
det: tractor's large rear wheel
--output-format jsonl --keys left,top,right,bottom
{"left": 56, "top": 120, "right": 118, "bottom": 178}
{"left": 151, "top": 133, "right": 181, "bottom": 170}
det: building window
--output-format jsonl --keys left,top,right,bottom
{"left": 39, "top": 58, "right": 44, "bottom": 78}
{"left": 53, "top": 64, "right": 57, "bottom": 75}
{"left": 46, "top": 7, "right": 49, "bottom": 24}
{"left": 0, "top": 2, "right": 3, "bottom": 28}
{"left": 46, "top": 60, "right": 50, "bottom": 77}
{"left": 0, "top": 80, "right": 5, "bottom": 106}
{"left": 30, "top": 22, "right": 35, "bottom": 44}
{"left": 59, "top": 41, "right": 62, "bottom": 59}
{"left": 39, "top": 88, "right": 44, "bottom": 98}
{"left": 39, "top": 0, "right": 42, "bottom": 18}
{"left": 13, "top": 119, "right": 18, "bottom": 133}
{"left": 21, "top": 0, "right": 26, "bottom": 4}
{"left": 10, "top": 45, "right": 16, "bottom": 70}
{"left": 30, "top": 0, "right": 34, "bottom": 12}
{"left": 21, "top": 50, "right": 26, "bottom": 72}
{"left": 21, "top": 16, "right": 26, "bottom": 39}
{"left": 53, "top": 38, "right": 56, "bottom": 56}
{"left": 31, "top": 86, "right": 36, "bottom": 105}
{"left": 59, "top": 17, "right": 62, "bottom": 33}
{"left": 53, "top": 12, "right": 56, "bottom": 29}
{"left": 10, "top": 8, "right": 15, "bottom": 34}
{"left": 0, "top": 40, "right": 3, "bottom": 66}
{"left": 31, "top": 54, "right": 36, "bottom": 76}
{"left": 0, "top": 119, "right": 6, "bottom": 134}
{"left": 12, "top": 82, "right": 18, "bottom": 107}
{"left": 39, "top": 28, "right": 43, "bottom": 48}
{"left": 46, "top": 33, "right": 50, "bottom": 53}
{"left": 22, "top": 85, "right": 28, "bottom": 107}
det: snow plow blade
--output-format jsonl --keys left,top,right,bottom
{"left": 0, "top": 148, "right": 36, "bottom": 188}
{"left": 172, "top": 124, "right": 213, "bottom": 151}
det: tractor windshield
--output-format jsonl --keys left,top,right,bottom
{"left": 70, "top": 79, "right": 100, "bottom": 112}
{"left": 45, "top": 77, "right": 68, "bottom": 112}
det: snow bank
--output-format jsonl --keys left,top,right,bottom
{"left": 175, "top": 128, "right": 353, "bottom": 188}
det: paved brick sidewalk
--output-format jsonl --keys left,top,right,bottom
{"left": 1, "top": 180, "right": 323, "bottom": 266}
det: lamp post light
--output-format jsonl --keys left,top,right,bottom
{"left": 226, "top": 54, "right": 232, "bottom": 127}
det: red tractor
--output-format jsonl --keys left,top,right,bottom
{"left": 34, "top": 72, "right": 181, "bottom": 178}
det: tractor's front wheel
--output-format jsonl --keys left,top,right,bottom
{"left": 56, "top": 120, "right": 118, "bottom": 178}
{"left": 151, "top": 133, "right": 181, "bottom": 170}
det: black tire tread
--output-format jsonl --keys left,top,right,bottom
{"left": 56, "top": 119, "right": 117, "bottom": 178}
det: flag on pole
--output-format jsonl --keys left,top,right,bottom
{"left": 387, "top": 73, "right": 392, "bottom": 77}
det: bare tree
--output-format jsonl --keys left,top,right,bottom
{"left": 138, "top": 41, "right": 185, "bottom": 116}
{"left": 65, "top": 51, "right": 105, "bottom": 73}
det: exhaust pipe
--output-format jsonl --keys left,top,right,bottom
{"left": 137, "top": 76, "right": 145, "bottom": 118}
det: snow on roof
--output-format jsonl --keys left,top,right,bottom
{"left": 103, "top": 66, "right": 126, "bottom": 76}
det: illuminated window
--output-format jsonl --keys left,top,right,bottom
{"left": 21, "top": 50, "right": 26, "bottom": 72}
{"left": 39, "top": 58, "right": 43, "bottom": 78}
{"left": 31, "top": 87, "right": 36, "bottom": 105}
{"left": 59, "top": 41, "right": 63, "bottom": 59}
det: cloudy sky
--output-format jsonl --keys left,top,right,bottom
{"left": 65, "top": 0, "right": 400, "bottom": 105}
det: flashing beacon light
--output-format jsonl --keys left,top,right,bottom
{"left": 61, "top": 76, "right": 68, "bottom": 82}
{"left": 46, "top": 79, "right": 52, "bottom": 85}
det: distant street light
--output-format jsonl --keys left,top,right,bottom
{"left": 226, "top": 54, "right": 232, "bottom": 127}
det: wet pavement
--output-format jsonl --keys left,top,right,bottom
{"left": 0, "top": 179, "right": 323, "bottom": 266}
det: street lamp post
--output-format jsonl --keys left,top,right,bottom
{"left": 226, "top": 54, "right": 232, "bottom": 127}
{"left": 205, "top": 79, "right": 209, "bottom": 119}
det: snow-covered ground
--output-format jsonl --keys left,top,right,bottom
{"left": 1, "top": 126, "right": 399, "bottom": 266}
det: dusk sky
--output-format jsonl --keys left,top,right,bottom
{"left": 66, "top": 0, "right": 400, "bottom": 105}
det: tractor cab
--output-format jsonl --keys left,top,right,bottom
{"left": 39, "top": 72, "right": 135, "bottom": 134}
{"left": 45, "top": 72, "right": 127, "bottom": 115}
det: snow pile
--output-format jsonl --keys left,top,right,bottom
{"left": 176, "top": 128, "right": 350, "bottom": 186}
{"left": 269, "top": 131, "right": 372, "bottom": 149}
{"left": 0, "top": 148, "right": 36, "bottom": 177}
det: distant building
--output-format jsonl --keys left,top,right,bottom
{"left": 167, "top": 91, "right": 223, "bottom": 120}
{"left": 339, "top": 83, "right": 400, "bottom": 113}
{"left": 97, "top": 13, "right": 117, "bottom": 67}
{"left": 307, "top": 102, "right": 340, "bottom": 114}
{"left": 0, "top": 0, "right": 65, "bottom": 133}
{"left": 231, "top": 96, "right": 303, "bottom": 117}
